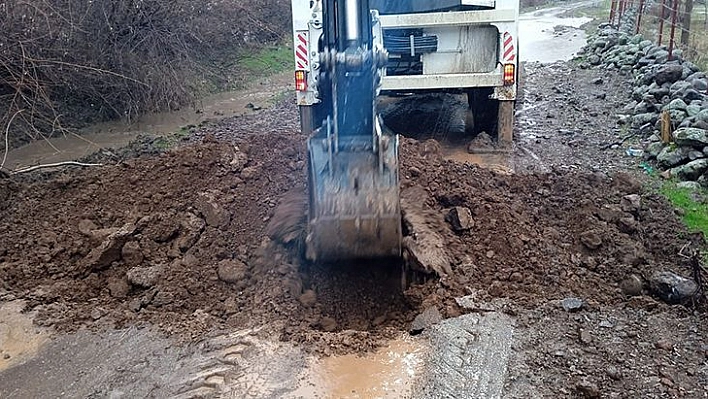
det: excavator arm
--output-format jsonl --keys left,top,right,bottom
{"left": 305, "top": 0, "right": 402, "bottom": 262}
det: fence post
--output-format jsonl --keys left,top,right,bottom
{"left": 610, "top": 0, "right": 618, "bottom": 24}
{"left": 659, "top": 0, "right": 667, "bottom": 45}
{"left": 636, "top": 0, "right": 646, "bottom": 34}
{"left": 668, "top": 0, "right": 680, "bottom": 60}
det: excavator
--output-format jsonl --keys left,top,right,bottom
{"left": 291, "top": 0, "right": 519, "bottom": 262}
{"left": 300, "top": 0, "right": 401, "bottom": 262}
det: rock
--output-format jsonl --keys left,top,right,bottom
{"left": 121, "top": 241, "right": 144, "bottom": 266}
{"left": 592, "top": 77, "right": 604, "bottom": 85}
{"left": 580, "top": 230, "right": 602, "bottom": 250}
{"left": 576, "top": 379, "right": 601, "bottom": 398}
{"left": 689, "top": 150, "right": 705, "bottom": 160}
{"left": 649, "top": 271, "right": 698, "bottom": 303}
{"left": 663, "top": 98, "right": 687, "bottom": 111}
{"left": 655, "top": 339, "right": 673, "bottom": 350}
{"left": 298, "top": 289, "right": 317, "bottom": 307}
{"left": 107, "top": 277, "right": 131, "bottom": 298}
{"left": 579, "top": 329, "right": 593, "bottom": 344}
{"left": 91, "top": 308, "right": 102, "bottom": 320}
{"left": 657, "top": 146, "right": 690, "bottom": 168}
{"left": 693, "top": 79, "right": 708, "bottom": 92}
{"left": 696, "top": 109, "right": 708, "bottom": 123}
{"left": 645, "top": 142, "right": 664, "bottom": 158}
{"left": 446, "top": 207, "right": 474, "bottom": 232}
{"left": 677, "top": 181, "right": 702, "bottom": 190}
{"left": 78, "top": 219, "right": 99, "bottom": 236}
{"left": 217, "top": 259, "right": 248, "bottom": 284}
{"left": 409, "top": 306, "right": 443, "bottom": 334}
{"left": 152, "top": 290, "right": 174, "bottom": 307}
{"left": 176, "top": 212, "right": 206, "bottom": 251}
{"left": 241, "top": 165, "right": 260, "bottom": 180}
{"left": 229, "top": 149, "right": 249, "bottom": 173}
{"left": 670, "top": 158, "right": 708, "bottom": 180}
{"left": 673, "top": 127, "right": 708, "bottom": 148}
{"left": 617, "top": 216, "right": 638, "bottom": 233}
{"left": 620, "top": 274, "right": 643, "bottom": 296}
{"left": 687, "top": 104, "right": 702, "bottom": 117}
{"left": 606, "top": 366, "right": 623, "bottom": 380}
{"left": 82, "top": 223, "right": 136, "bottom": 270}
{"left": 654, "top": 64, "right": 684, "bottom": 85}
{"left": 127, "top": 265, "right": 161, "bottom": 288}
{"left": 320, "top": 317, "right": 338, "bottom": 332}
{"left": 195, "top": 191, "right": 231, "bottom": 228}
{"left": 632, "top": 113, "right": 655, "bottom": 127}
{"left": 562, "top": 297, "right": 584, "bottom": 312}
{"left": 683, "top": 89, "right": 703, "bottom": 102}
{"left": 620, "top": 194, "right": 641, "bottom": 214}
{"left": 588, "top": 54, "right": 601, "bottom": 65}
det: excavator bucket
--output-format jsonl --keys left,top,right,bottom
{"left": 306, "top": 129, "right": 401, "bottom": 262}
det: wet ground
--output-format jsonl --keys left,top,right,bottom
{"left": 2, "top": 2, "right": 707, "bottom": 398}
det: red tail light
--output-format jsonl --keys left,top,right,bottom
{"left": 295, "top": 70, "right": 307, "bottom": 91}
{"left": 503, "top": 64, "right": 515, "bottom": 86}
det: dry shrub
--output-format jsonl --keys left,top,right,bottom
{"left": 0, "top": 0, "right": 289, "bottom": 153}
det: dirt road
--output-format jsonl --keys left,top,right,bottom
{"left": 1, "top": 3, "right": 707, "bottom": 399}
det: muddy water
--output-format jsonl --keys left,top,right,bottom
{"left": 4, "top": 72, "right": 293, "bottom": 171}
{"left": 519, "top": 0, "right": 598, "bottom": 63}
{"left": 291, "top": 336, "right": 427, "bottom": 398}
{"left": 0, "top": 301, "right": 48, "bottom": 372}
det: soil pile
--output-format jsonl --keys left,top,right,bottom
{"left": 0, "top": 130, "right": 702, "bottom": 354}
{"left": 399, "top": 138, "right": 701, "bottom": 312}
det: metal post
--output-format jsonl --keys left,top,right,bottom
{"left": 659, "top": 0, "right": 667, "bottom": 45}
{"left": 610, "top": 0, "right": 617, "bottom": 24}
{"left": 636, "top": 0, "right": 646, "bottom": 34}
{"left": 668, "top": 0, "right": 680, "bottom": 60}
{"left": 618, "top": 0, "right": 624, "bottom": 24}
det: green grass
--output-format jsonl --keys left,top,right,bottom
{"left": 660, "top": 182, "right": 708, "bottom": 236}
{"left": 237, "top": 45, "right": 293, "bottom": 77}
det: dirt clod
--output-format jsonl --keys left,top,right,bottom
{"left": 576, "top": 379, "right": 601, "bottom": 398}
{"left": 410, "top": 306, "right": 443, "bottom": 335}
{"left": 298, "top": 290, "right": 317, "bottom": 308}
{"left": 127, "top": 265, "right": 161, "bottom": 288}
{"left": 121, "top": 241, "right": 144, "bottom": 267}
{"left": 216, "top": 259, "right": 248, "bottom": 284}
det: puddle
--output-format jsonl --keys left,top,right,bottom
{"left": 3, "top": 72, "right": 293, "bottom": 171}
{"left": 0, "top": 300, "right": 48, "bottom": 372}
{"left": 443, "top": 145, "right": 513, "bottom": 174}
{"left": 291, "top": 336, "right": 427, "bottom": 399}
{"left": 519, "top": 0, "right": 599, "bottom": 63}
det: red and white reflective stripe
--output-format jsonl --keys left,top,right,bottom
{"left": 295, "top": 31, "right": 309, "bottom": 70}
{"left": 502, "top": 32, "right": 515, "bottom": 62}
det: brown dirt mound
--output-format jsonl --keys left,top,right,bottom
{"left": 399, "top": 138, "right": 701, "bottom": 313}
{"left": 0, "top": 133, "right": 702, "bottom": 355}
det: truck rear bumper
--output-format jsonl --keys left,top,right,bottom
{"left": 381, "top": 72, "right": 503, "bottom": 91}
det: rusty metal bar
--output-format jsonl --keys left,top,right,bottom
{"left": 668, "top": 0, "right": 680, "bottom": 60}
{"left": 636, "top": 0, "right": 646, "bottom": 34}
{"left": 610, "top": 0, "right": 618, "bottom": 24}
{"left": 658, "top": 0, "right": 667, "bottom": 45}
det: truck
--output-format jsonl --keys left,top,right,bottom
{"left": 289, "top": 0, "right": 520, "bottom": 262}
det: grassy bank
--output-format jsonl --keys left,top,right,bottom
{"left": 661, "top": 183, "right": 708, "bottom": 237}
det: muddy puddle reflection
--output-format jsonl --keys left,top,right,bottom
{"left": 291, "top": 336, "right": 427, "bottom": 399}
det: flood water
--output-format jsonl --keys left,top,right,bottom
{"left": 3, "top": 73, "right": 293, "bottom": 172}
